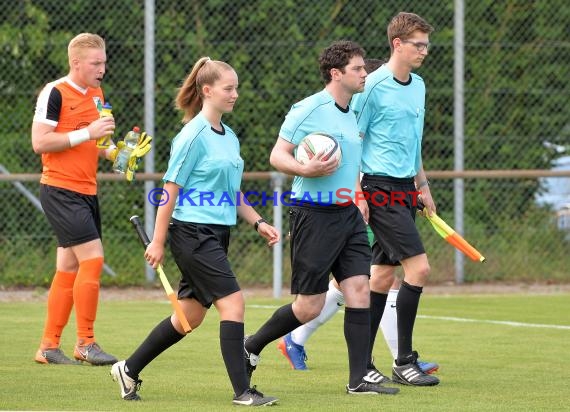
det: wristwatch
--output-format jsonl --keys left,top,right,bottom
{"left": 417, "top": 179, "right": 429, "bottom": 189}
{"left": 254, "top": 218, "right": 267, "bottom": 231}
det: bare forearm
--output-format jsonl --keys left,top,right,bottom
{"left": 32, "top": 117, "right": 114, "bottom": 154}
{"left": 270, "top": 149, "right": 304, "bottom": 176}
{"left": 237, "top": 197, "right": 264, "bottom": 226}
{"left": 152, "top": 183, "right": 178, "bottom": 245}
{"left": 415, "top": 166, "right": 429, "bottom": 189}
{"left": 32, "top": 130, "right": 84, "bottom": 153}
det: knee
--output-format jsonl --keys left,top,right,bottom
{"left": 59, "top": 264, "right": 79, "bottom": 273}
{"left": 189, "top": 320, "right": 202, "bottom": 330}
{"left": 370, "top": 272, "right": 394, "bottom": 292}
{"left": 304, "top": 305, "right": 323, "bottom": 322}
{"left": 379, "top": 276, "right": 395, "bottom": 291}
{"left": 340, "top": 276, "right": 370, "bottom": 308}
{"left": 293, "top": 301, "right": 323, "bottom": 323}
{"left": 406, "top": 263, "right": 430, "bottom": 286}
{"left": 418, "top": 262, "right": 431, "bottom": 279}
{"left": 181, "top": 315, "right": 203, "bottom": 333}
{"left": 352, "top": 279, "right": 370, "bottom": 296}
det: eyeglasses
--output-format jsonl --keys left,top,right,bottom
{"left": 401, "top": 39, "right": 430, "bottom": 52}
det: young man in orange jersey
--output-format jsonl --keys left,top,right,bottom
{"left": 32, "top": 33, "right": 126, "bottom": 365}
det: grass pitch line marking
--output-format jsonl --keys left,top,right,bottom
{"left": 247, "top": 305, "right": 570, "bottom": 330}
{"left": 417, "top": 315, "right": 570, "bottom": 330}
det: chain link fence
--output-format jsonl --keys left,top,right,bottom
{"left": 1, "top": 0, "right": 569, "bottom": 288}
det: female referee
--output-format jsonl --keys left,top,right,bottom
{"left": 110, "top": 57, "right": 279, "bottom": 406}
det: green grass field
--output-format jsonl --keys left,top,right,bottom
{"left": 1, "top": 292, "right": 569, "bottom": 411}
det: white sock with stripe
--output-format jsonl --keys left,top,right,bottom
{"left": 291, "top": 280, "right": 344, "bottom": 346}
{"left": 380, "top": 288, "right": 399, "bottom": 360}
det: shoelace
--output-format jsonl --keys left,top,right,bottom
{"left": 78, "top": 342, "right": 99, "bottom": 353}
{"left": 248, "top": 385, "right": 264, "bottom": 397}
{"left": 133, "top": 379, "right": 143, "bottom": 392}
{"left": 45, "top": 348, "right": 71, "bottom": 361}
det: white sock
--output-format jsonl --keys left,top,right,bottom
{"left": 290, "top": 280, "right": 344, "bottom": 346}
{"left": 380, "top": 288, "right": 399, "bottom": 360}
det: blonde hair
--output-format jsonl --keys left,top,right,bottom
{"left": 68, "top": 33, "right": 105, "bottom": 62}
{"left": 387, "top": 12, "right": 434, "bottom": 53}
{"left": 175, "top": 57, "right": 235, "bottom": 123}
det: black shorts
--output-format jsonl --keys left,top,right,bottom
{"left": 169, "top": 219, "right": 240, "bottom": 308}
{"left": 39, "top": 184, "right": 102, "bottom": 247}
{"left": 289, "top": 202, "right": 371, "bottom": 295}
{"left": 361, "top": 175, "right": 425, "bottom": 266}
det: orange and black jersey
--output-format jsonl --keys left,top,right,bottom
{"left": 34, "top": 77, "right": 104, "bottom": 195}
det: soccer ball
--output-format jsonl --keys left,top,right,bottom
{"left": 295, "top": 132, "right": 342, "bottom": 165}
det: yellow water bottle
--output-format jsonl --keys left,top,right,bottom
{"left": 96, "top": 102, "right": 113, "bottom": 149}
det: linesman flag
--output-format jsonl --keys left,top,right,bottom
{"left": 417, "top": 199, "right": 486, "bottom": 263}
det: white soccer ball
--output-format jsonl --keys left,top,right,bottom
{"left": 295, "top": 132, "right": 342, "bottom": 165}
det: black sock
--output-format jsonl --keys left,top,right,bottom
{"left": 368, "top": 291, "right": 387, "bottom": 367}
{"left": 125, "top": 317, "right": 185, "bottom": 377}
{"left": 344, "top": 307, "right": 371, "bottom": 388}
{"left": 220, "top": 320, "right": 249, "bottom": 396}
{"left": 396, "top": 281, "right": 423, "bottom": 364}
{"left": 245, "top": 303, "right": 302, "bottom": 355}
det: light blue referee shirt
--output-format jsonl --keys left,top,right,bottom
{"left": 164, "top": 112, "right": 244, "bottom": 225}
{"left": 279, "top": 89, "right": 362, "bottom": 204}
{"left": 352, "top": 64, "right": 426, "bottom": 178}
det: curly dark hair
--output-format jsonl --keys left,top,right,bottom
{"left": 318, "top": 40, "right": 365, "bottom": 84}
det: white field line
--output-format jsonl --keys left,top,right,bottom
{"left": 417, "top": 315, "right": 570, "bottom": 330}
{"left": 247, "top": 304, "right": 570, "bottom": 331}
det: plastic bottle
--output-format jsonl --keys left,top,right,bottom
{"left": 113, "top": 126, "right": 141, "bottom": 174}
{"left": 96, "top": 102, "right": 114, "bottom": 149}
